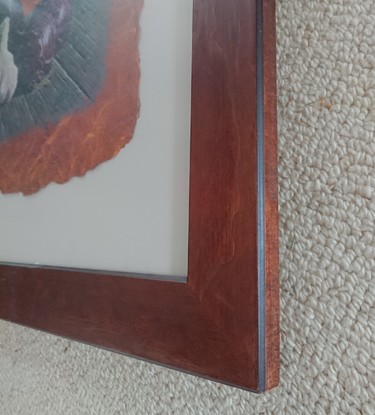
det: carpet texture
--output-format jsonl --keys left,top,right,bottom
{"left": 1, "top": 0, "right": 375, "bottom": 413}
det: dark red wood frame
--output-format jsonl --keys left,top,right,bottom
{"left": 0, "top": 0, "right": 279, "bottom": 391}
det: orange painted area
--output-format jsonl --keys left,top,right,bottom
{"left": 20, "top": 0, "right": 41, "bottom": 15}
{"left": 0, "top": 0, "right": 143, "bottom": 195}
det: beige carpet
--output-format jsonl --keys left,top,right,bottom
{"left": 1, "top": 0, "right": 375, "bottom": 413}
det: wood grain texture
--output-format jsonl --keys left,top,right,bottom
{"left": 0, "top": 0, "right": 279, "bottom": 391}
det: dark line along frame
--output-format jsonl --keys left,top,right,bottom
{"left": 0, "top": 0, "right": 279, "bottom": 392}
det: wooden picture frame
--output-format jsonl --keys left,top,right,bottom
{"left": 0, "top": 0, "right": 279, "bottom": 392}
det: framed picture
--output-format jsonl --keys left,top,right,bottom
{"left": 0, "top": 0, "right": 279, "bottom": 392}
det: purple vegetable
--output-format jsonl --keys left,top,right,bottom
{"left": 7, "top": 0, "right": 72, "bottom": 95}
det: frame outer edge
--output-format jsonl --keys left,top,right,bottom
{"left": 263, "top": 0, "right": 280, "bottom": 390}
{"left": 257, "top": 0, "right": 280, "bottom": 392}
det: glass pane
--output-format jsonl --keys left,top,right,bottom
{"left": 0, "top": 0, "right": 192, "bottom": 278}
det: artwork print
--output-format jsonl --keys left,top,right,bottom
{"left": 0, "top": 0, "right": 143, "bottom": 195}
